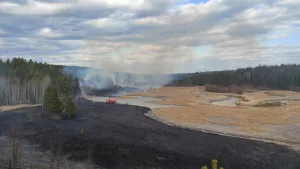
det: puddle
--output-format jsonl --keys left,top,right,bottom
{"left": 211, "top": 97, "right": 237, "bottom": 107}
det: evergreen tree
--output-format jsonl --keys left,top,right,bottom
{"left": 171, "top": 64, "right": 300, "bottom": 91}
{"left": 64, "top": 97, "right": 76, "bottom": 118}
{"left": 51, "top": 88, "right": 64, "bottom": 115}
{"left": 44, "top": 87, "right": 54, "bottom": 114}
{"left": 74, "top": 77, "right": 81, "bottom": 97}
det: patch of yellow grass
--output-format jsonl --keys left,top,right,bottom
{"left": 0, "top": 104, "right": 40, "bottom": 112}
{"left": 124, "top": 86, "right": 300, "bottom": 134}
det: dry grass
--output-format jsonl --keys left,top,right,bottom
{"left": 123, "top": 86, "right": 300, "bottom": 134}
{"left": 0, "top": 104, "right": 40, "bottom": 112}
{"left": 155, "top": 102, "right": 300, "bottom": 133}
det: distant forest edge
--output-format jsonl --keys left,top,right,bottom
{"left": 0, "top": 58, "right": 81, "bottom": 117}
{"left": 169, "top": 64, "right": 300, "bottom": 91}
{"left": 1, "top": 57, "right": 300, "bottom": 108}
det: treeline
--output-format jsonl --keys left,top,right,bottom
{"left": 0, "top": 58, "right": 81, "bottom": 118}
{"left": 170, "top": 64, "right": 300, "bottom": 91}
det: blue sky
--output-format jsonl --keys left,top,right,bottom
{"left": 0, "top": 0, "right": 300, "bottom": 73}
{"left": 263, "top": 33, "right": 300, "bottom": 45}
{"left": 189, "top": 0, "right": 209, "bottom": 4}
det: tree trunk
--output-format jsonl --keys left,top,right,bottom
{"left": 6, "top": 82, "right": 8, "bottom": 105}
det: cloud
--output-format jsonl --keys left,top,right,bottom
{"left": 0, "top": 1, "right": 69, "bottom": 15}
{"left": 0, "top": 0, "right": 300, "bottom": 73}
{"left": 37, "top": 27, "right": 63, "bottom": 38}
{"left": 0, "top": 28, "right": 4, "bottom": 35}
{"left": 0, "top": 39, "right": 3, "bottom": 48}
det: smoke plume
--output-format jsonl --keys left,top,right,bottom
{"left": 67, "top": 39, "right": 177, "bottom": 95}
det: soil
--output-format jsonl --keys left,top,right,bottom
{"left": 1, "top": 98, "right": 300, "bottom": 169}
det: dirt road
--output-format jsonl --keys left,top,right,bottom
{"left": 1, "top": 98, "right": 300, "bottom": 169}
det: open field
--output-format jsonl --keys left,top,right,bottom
{"left": 120, "top": 86, "right": 300, "bottom": 143}
{"left": 1, "top": 98, "right": 300, "bottom": 169}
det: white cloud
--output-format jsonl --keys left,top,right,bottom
{"left": 1, "top": 0, "right": 300, "bottom": 73}
{"left": 0, "top": 1, "right": 69, "bottom": 15}
{"left": 134, "top": 16, "right": 171, "bottom": 26}
{"left": 37, "top": 27, "right": 63, "bottom": 38}
{"left": 74, "top": 0, "right": 151, "bottom": 10}
{"left": 0, "top": 28, "right": 4, "bottom": 35}
{"left": 83, "top": 18, "right": 130, "bottom": 32}
{"left": 0, "top": 39, "right": 3, "bottom": 48}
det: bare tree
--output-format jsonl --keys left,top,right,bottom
{"left": 85, "top": 145, "right": 93, "bottom": 169}
{"left": 7, "top": 123, "right": 23, "bottom": 169}
{"left": 48, "top": 133, "right": 65, "bottom": 169}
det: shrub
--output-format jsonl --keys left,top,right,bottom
{"left": 253, "top": 101, "right": 282, "bottom": 107}
{"left": 204, "top": 84, "right": 244, "bottom": 94}
{"left": 80, "top": 129, "right": 84, "bottom": 135}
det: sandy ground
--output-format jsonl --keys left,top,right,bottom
{"left": 119, "top": 86, "right": 300, "bottom": 144}
{"left": 84, "top": 95, "right": 178, "bottom": 109}
{"left": 0, "top": 104, "right": 40, "bottom": 112}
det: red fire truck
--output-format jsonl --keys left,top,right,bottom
{"left": 106, "top": 98, "right": 117, "bottom": 104}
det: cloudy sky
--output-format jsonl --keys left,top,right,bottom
{"left": 0, "top": 0, "right": 300, "bottom": 73}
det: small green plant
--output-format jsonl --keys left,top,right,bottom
{"left": 201, "top": 159, "right": 224, "bottom": 169}
{"left": 35, "top": 151, "right": 42, "bottom": 157}
{"left": 80, "top": 129, "right": 84, "bottom": 135}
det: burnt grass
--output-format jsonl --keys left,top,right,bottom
{"left": 1, "top": 98, "right": 300, "bottom": 169}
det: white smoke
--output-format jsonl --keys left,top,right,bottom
{"left": 80, "top": 68, "right": 171, "bottom": 90}
{"left": 76, "top": 39, "right": 175, "bottom": 92}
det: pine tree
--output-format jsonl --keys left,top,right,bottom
{"left": 64, "top": 97, "right": 76, "bottom": 118}
{"left": 51, "top": 88, "right": 64, "bottom": 115}
{"left": 74, "top": 77, "right": 81, "bottom": 97}
{"left": 44, "top": 87, "right": 53, "bottom": 114}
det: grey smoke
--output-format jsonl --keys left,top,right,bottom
{"left": 78, "top": 68, "right": 172, "bottom": 90}
{"left": 68, "top": 40, "right": 176, "bottom": 94}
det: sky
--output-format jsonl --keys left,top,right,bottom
{"left": 0, "top": 0, "right": 300, "bottom": 74}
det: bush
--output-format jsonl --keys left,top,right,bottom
{"left": 80, "top": 129, "right": 84, "bottom": 135}
{"left": 253, "top": 101, "right": 283, "bottom": 107}
{"left": 204, "top": 84, "right": 244, "bottom": 94}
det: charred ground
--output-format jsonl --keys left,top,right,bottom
{"left": 82, "top": 85, "right": 141, "bottom": 97}
{"left": 1, "top": 98, "right": 300, "bottom": 169}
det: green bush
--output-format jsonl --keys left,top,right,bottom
{"left": 80, "top": 129, "right": 84, "bottom": 135}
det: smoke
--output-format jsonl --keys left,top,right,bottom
{"left": 65, "top": 40, "right": 177, "bottom": 94}
{"left": 70, "top": 67, "right": 172, "bottom": 90}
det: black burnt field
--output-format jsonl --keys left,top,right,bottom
{"left": 1, "top": 98, "right": 300, "bottom": 169}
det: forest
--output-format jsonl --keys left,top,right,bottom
{"left": 0, "top": 58, "right": 81, "bottom": 117}
{"left": 170, "top": 64, "right": 300, "bottom": 91}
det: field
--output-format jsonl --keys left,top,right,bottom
{"left": 1, "top": 99, "right": 300, "bottom": 169}
{"left": 120, "top": 86, "right": 300, "bottom": 144}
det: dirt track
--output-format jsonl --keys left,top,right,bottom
{"left": 1, "top": 98, "right": 300, "bottom": 169}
